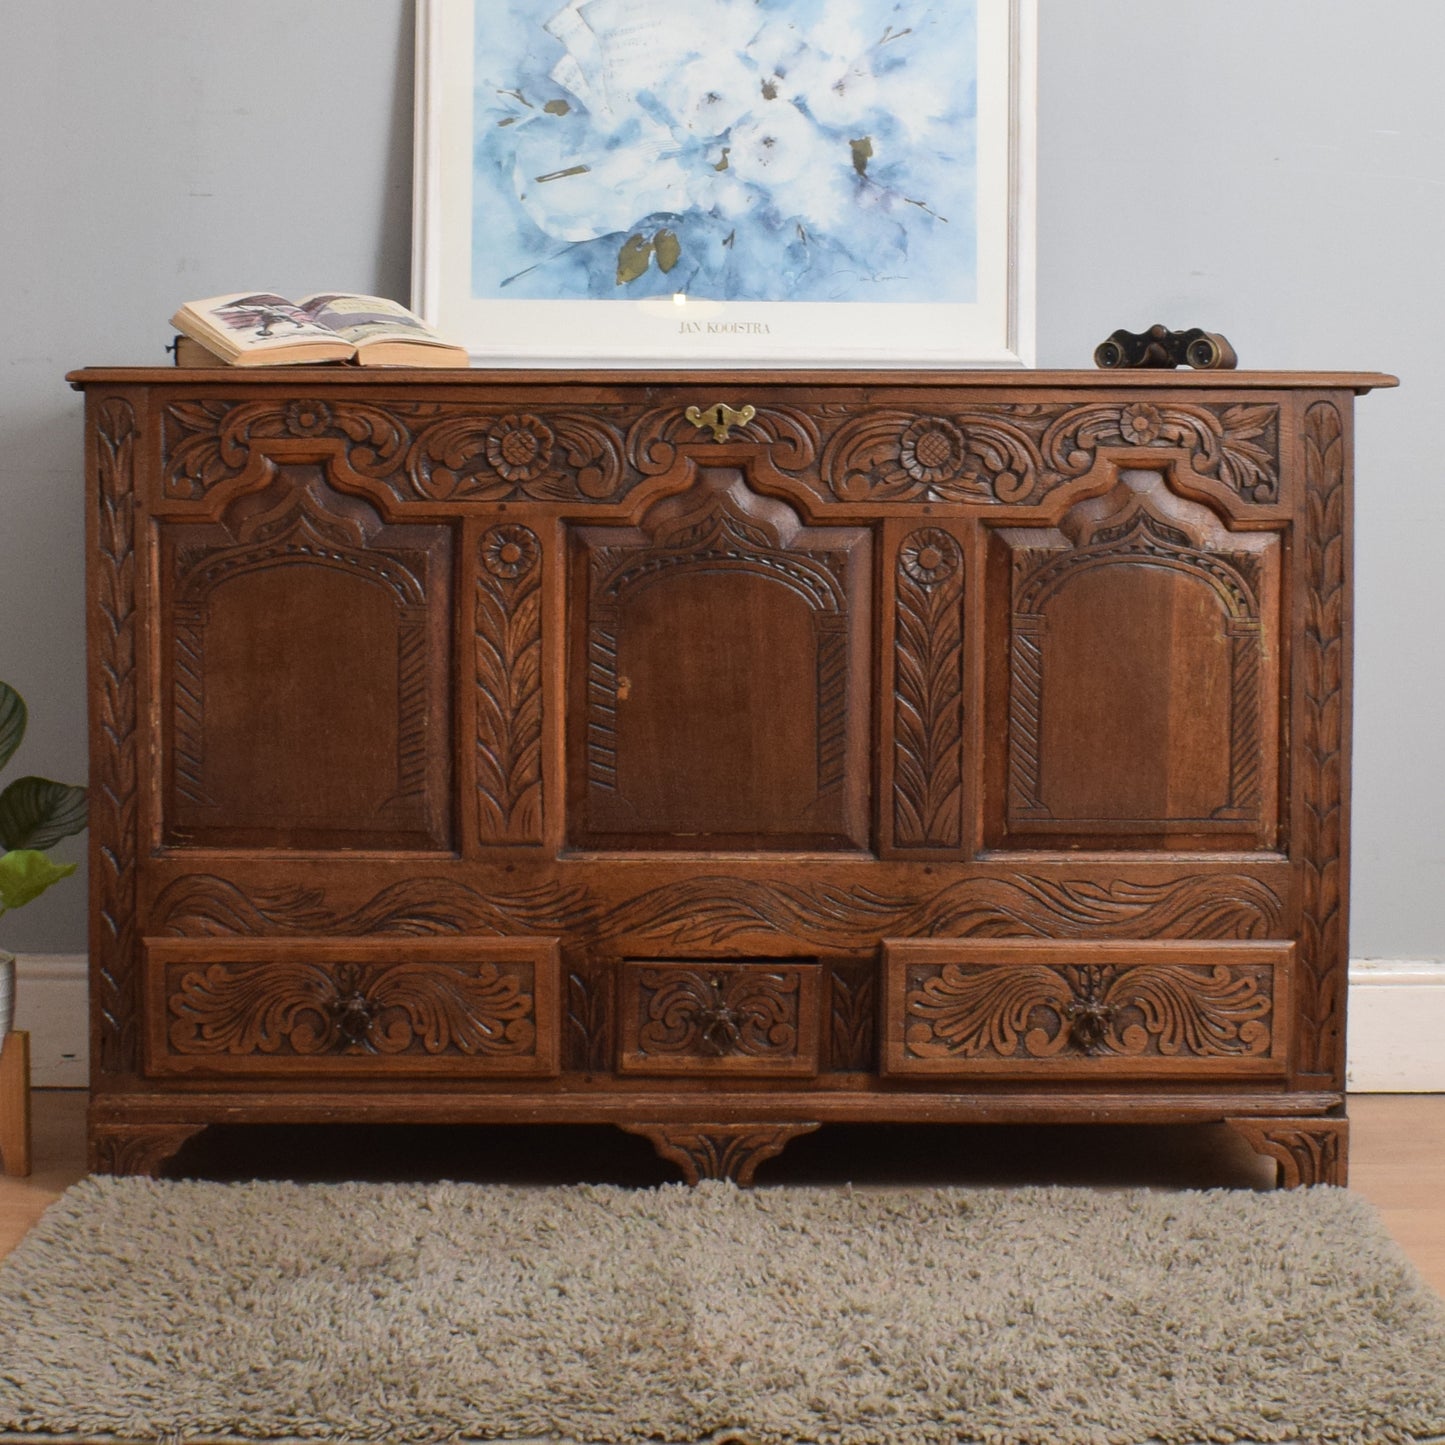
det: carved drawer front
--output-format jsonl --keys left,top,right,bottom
{"left": 145, "top": 937, "right": 559, "bottom": 1077}
{"left": 882, "top": 939, "right": 1291, "bottom": 1078}
{"left": 618, "top": 960, "right": 823, "bottom": 1076}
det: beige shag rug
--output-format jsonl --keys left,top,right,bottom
{"left": 0, "top": 1177, "right": 1443, "bottom": 1445}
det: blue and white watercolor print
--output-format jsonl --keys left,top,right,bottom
{"left": 471, "top": 0, "right": 978, "bottom": 303}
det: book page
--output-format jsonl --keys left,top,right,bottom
{"left": 179, "top": 293, "right": 343, "bottom": 346}
{"left": 297, "top": 293, "right": 448, "bottom": 346}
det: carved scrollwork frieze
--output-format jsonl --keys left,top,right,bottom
{"left": 161, "top": 398, "right": 637, "bottom": 505}
{"left": 159, "top": 395, "right": 1280, "bottom": 513}
{"left": 593, "top": 873, "right": 1285, "bottom": 949}
{"left": 818, "top": 401, "right": 1280, "bottom": 506}
{"left": 151, "top": 871, "right": 1285, "bottom": 953}
{"left": 153, "top": 874, "right": 603, "bottom": 938}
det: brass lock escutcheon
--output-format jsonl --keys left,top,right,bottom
{"left": 684, "top": 401, "right": 757, "bottom": 442}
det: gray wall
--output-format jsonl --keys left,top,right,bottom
{"left": 0, "top": 2, "right": 1437, "bottom": 960}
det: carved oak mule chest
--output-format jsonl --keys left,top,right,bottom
{"left": 72, "top": 366, "right": 1393, "bottom": 1185}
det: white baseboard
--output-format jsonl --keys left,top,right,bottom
{"left": 1346, "top": 959, "right": 1445, "bottom": 1093}
{"left": 11, "top": 953, "right": 88, "bottom": 1088}
{"left": 5, "top": 953, "right": 1443, "bottom": 1093}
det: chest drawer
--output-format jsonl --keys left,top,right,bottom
{"left": 144, "top": 937, "right": 560, "bottom": 1078}
{"left": 882, "top": 939, "right": 1292, "bottom": 1079}
{"left": 617, "top": 960, "right": 824, "bottom": 1077}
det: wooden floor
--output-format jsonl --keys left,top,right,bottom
{"left": 2, "top": 1091, "right": 1442, "bottom": 1297}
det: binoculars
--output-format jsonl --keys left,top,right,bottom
{"left": 1094, "top": 325, "right": 1238, "bottom": 371}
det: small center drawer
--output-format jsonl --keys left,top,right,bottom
{"left": 618, "top": 959, "right": 823, "bottom": 1077}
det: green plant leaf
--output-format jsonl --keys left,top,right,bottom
{"left": 0, "top": 682, "right": 25, "bottom": 774}
{"left": 0, "top": 776, "right": 88, "bottom": 850}
{"left": 0, "top": 849, "right": 77, "bottom": 911}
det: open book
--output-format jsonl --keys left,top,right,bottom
{"left": 169, "top": 292, "right": 469, "bottom": 367}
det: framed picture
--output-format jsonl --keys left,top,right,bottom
{"left": 413, "top": 0, "right": 1035, "bottom": 367}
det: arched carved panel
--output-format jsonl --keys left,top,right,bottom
{"left": 988, "top": 468, "right": 1281, "bottom": 849}
{"left": 568, "top": 469, "right": 871, "bottom": 850}
{"left": 159, "top": 470, "right": 453, "bottom": 850}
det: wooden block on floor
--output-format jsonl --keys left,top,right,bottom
{"left": 0, "top": 1031, "right": 31, "bottom": 1178}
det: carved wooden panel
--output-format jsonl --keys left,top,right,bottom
{"left": 829, "top": 957, "right": 878, "bottom": 1072}
{"left": 1295, "top": 401, "right": 1347, "bottom": 1083}
{"left": 987, "top": 467, "right": 1281, "bottom": 849}
{"left": 569, "top": 469, "right": 870, "bottom": 850}
{"left": 618, "top": 960, "right": 822, "bottom": 1076}
{"left": 89, "top": 396, "right": 142, "bottom": 1074}
{"left": 145, "top": 938, "right": 559, "bottom": 1076}
{"left": 474, "top": 523, "right": 544, "bottom": 845}
{"left": 890, "top": 526, "right": 966, "bottom": 851}
{"left": 159, "top": 469, "right": 453, "bottom": 850}
{"left": 883, "top": 940, "right": 1291, "bottom": 1077}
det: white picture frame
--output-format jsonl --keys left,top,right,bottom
{"left": 412, "top": 0, "right": 1035, "bottom": 368}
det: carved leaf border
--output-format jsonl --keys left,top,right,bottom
{"left": 94, "top": 398, "right": 140, "bottom": 1073}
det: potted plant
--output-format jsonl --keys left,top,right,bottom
{"left": 0, "top": 679, "right": 87, "bottom": 1038}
